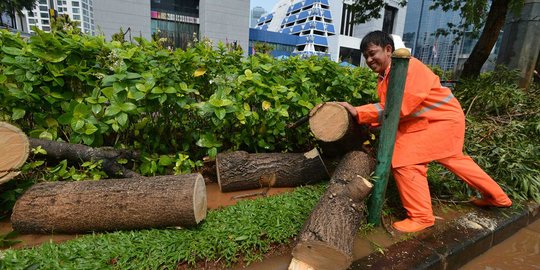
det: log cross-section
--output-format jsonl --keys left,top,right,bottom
{"left": 216, "top": 148, "right": 329, "bottom": 192}
{"left": 290, "top": 151, "right": 374, "bottom": 270}
{"left": 11, "top": 174, "right": 207, "bottom": 234}
{"left": 309, "top": 102, "right": 370, "bottom": 157}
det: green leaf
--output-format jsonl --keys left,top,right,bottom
{"left": 117, "top": 113, "right": 128, "bottom": 126}
{"left": 151, "top": 86, "right": 163, "bottom": 94}
{"left": 12, "top": 108, "right": 26, "bottom": 120}
{"left": 0, "top": 74, "right": 6, "bottom": 83}
{"left": 72, "top": 119, "right": 85, "bottom": 131}
{"left": 120, "top": 103, "right": 137, "bottom": 112}
{"left": 39, "top": 131, "right": 53, "bottom": 140}
{"left": 105, "top": 105, "right": 122, "bottom": 116}
{"left": 158, "top": 155, "right": 174, "bottom": 166}
{"left": 196, "top": 133, "right": 222, "bottom": 148}
{"left": 214, "top": 108, "right": 226, "bottom": 119}
{"left": 84, "top": 123, "right": 98, "bottom": 135}
{"left": 101, "top": 87, "right": 114, "bottom": 99}
{"left": 2, "top": 47, "right": 23, "bottom": 56}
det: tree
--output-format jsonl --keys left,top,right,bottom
{"left": 0, "top": 0, "right": 37, "bottom": 30}
{"left": 348, "top": 0, "right": 525, "bottom": 78}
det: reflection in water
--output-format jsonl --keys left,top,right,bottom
{"left": 460, "top": 219, "right": 540, "bottom": 270}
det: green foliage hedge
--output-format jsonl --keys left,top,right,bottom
{"left": 0, "top": 29, "right": 376, "bottom": 173}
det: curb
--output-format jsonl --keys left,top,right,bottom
{"left": 349, "top": 202, "right": 540, "bottom": 270}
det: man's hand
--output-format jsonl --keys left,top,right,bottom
{"left": 334, "top": 102, "right": 358, "bottom": 118}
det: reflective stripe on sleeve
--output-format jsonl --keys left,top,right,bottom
{"left": 374, "top": 103, "right": 383, "bottom": 123}
{"left": 409, "top": 93, "right": 454, "bottom": 118}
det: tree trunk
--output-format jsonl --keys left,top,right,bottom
{"left": 309, "top": 102, "right": 370, "bottom": 157}
{"left": 0, "top": 122, "right": 29, "bottom": 184}
{"left": 11, "top": 174, "right": 207, "bottom": 234}
{"left": 29, "top": 138, "right": 140, "bottom": 178}
{"left": 216, "top": 148, "right": 329, "bottom": 192}
{"left": 460, "top": 0, "right": 510, "bottom": 78}
{"left": 290, "top": 151, "right": 375, "bottom": 270}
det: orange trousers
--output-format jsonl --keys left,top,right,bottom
{"left": 392, "top": 153, "right": 511, "bottom": 223}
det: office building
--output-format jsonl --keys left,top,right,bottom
{"left": 21, "top": 0, "right": 95, "bottom": 35}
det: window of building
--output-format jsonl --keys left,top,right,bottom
{"left": 73, "top": 2, "right": 79, "bottom": 6}
{"left": 39, "top": 6, "right": 48, "bottom": 11}
{"left": 82, "top": 3, "right": 88, "bottom": 9}
{"left": 382, "top": 5, "right": 398, "bottom": 34}
{"left": 73, "top": 8, "right": 80, "bottom": 13}
{"left": 39, "top": 0, "right": 47, "bottom": 4}
{"left": 41, "top": 19, "right": 49, "bottom": 24}
{"left": 42, "top": 26, "right": 50, "bottom": 31}
{"left": 340, "top": 4, "right": 354, "bottom": 36}
{"left": 57, "top": 0, "right": 62, "bottom": 5}
{"left": 41, "top": 12, "right": 49, "bottom": 18}
{"left": 73, "top": 14, "right": 81, "bottom": 20}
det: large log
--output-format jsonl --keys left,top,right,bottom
{"left": 11, "top": 174, "right": 207, "bottom": 234}
{"left": 0, "top": 122, "right": 29, "bottom": 184}
{"left": 216, "top": 148, "right": 329, "bottom": 192}
{"left": 309, "top": 102, "right": 370, "bottom": 157}
{"left": 290, "top": 151, "right": 374, "bottom": 270}
{"left": 29, "top": 138, "right": 140, "bottom": 178}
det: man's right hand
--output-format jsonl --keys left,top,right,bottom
{"left": 334, "top": 102, "right": 358, "bottom": 118}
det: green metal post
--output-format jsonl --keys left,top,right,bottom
{"left": 367, "top": 48, "right": 411, "bottom": 225}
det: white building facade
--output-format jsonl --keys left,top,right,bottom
{"left": 21, "top": 0, "right": 95, "bottom": 35}
{"left": 255, "top": 0, "right": 407, "bottom": 64}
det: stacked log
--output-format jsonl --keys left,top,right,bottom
{"left": 290, "top": 151, "right": 375, "bottom": 270}
{"left": 0, "top": 122, "right": 29, "bottom": 184}
{"left": 216, "top": 148, "right": 329, "bottom": 192}
{"left": 309, "top": 102, "right": 370, "bottom": 157}
{"left": 11, "top": 174, "right": 207, "bottom": 234}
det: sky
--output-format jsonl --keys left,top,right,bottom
{"left": 250, "top": 0, "right": 278, "bottom": 14}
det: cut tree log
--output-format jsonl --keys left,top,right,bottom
{"left": 29, "top": 138, "right": 140, "bottom": 178}
{"left": 290, "top": 151, "right": 374, "bottom": 270}
{"left": 0, "top": 122, "right": 30, "bottom": 184}
{"left": 216, "top": 148, "right": 329, "bottom": 192}
{"left": 11, "top": 174, "right": 207, "bottom": 234}
{"left": 309, "top": 102, "right": 370, "bottom": 157}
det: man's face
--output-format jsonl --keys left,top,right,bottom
{"left": 363, "top": 43, "right": 393, "bottom": 75}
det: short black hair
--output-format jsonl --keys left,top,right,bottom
{"left": 360, "top": 31, "right": 395, "bottom": 53}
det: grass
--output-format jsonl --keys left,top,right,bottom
{"left": 0, "top": 184, "right": 326, "bottom": 270}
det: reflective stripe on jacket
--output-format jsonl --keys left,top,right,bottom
{"left": 355, "top": 57, "right": 465, "bottom": 167}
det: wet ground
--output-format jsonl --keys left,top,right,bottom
{"left": 460, "top": 218, "right": 540, "bottom": 270}
{"left": 1, "top": 183, "right": 538, "bottom": 269}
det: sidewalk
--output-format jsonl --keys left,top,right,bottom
{"left": 350, "top": 202, "right": 540, "bottom": 270}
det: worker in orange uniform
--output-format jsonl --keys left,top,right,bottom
{"left": 337, "top": 31, "right": 512, "bottom": 233}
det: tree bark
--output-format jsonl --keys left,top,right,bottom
{"left": 216, "top": 148, "right": 329, "bottom": 192}
{"left": 11, "top": 174, "right": 207, "bottom": 234}
{"left": 460, "top": 0, "right": 510, "bottom": 78}
{"left": 29, "top": 138, "right": 140, "bottom": 178}
{"left": 309, "top": 102, "right": 370, "bottom": 157}
{"left": 291, "top": 151, "right": 375, "bottom": 270}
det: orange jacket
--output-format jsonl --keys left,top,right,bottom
{"left": 355, "top": 57, "right": 465, "bottom": 168}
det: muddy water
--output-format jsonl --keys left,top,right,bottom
{"left": 0, "top": 182, "right": 295, "bottom": 250}
{"left": 240, "top": 227, "right": 396, "bottom": 270}
{"left": 460, "top": 218, "right": 540, "bottom": 270}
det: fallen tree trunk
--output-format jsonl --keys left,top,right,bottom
{"left": 290, "top": 151, "right": 374, "bottom": 270}
{"left": 216, "top": 148, "right": 329, "bottom": 192}
{"left": 309, "top": 102, "right": 370, "bottom": 157}
{"left": 0, "top": 122, "right": 29, "bottom": 184}
{"left": 29, "top": 138, "right": 140, "bottom": 178}
{"left": 11, "top": 174, "right": 207, "bottom": 234}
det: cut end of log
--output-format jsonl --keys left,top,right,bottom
{"left": 0, "top": 122, "right": 29, "bottom": 184}
{"left": 309, "top": 103, "right": 351, "bottom": 142}
{"left": 288, "top": 258, "right": 316, "bottom": 270}
{"left": 193, "top": 174, "right": 207, "bottom": 224}
{"left": 292, "top": 241, "right": 352, "bottom": 270}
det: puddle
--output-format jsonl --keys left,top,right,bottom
{"left": 460, "top": 218, "right": 540, "bottom": 270}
